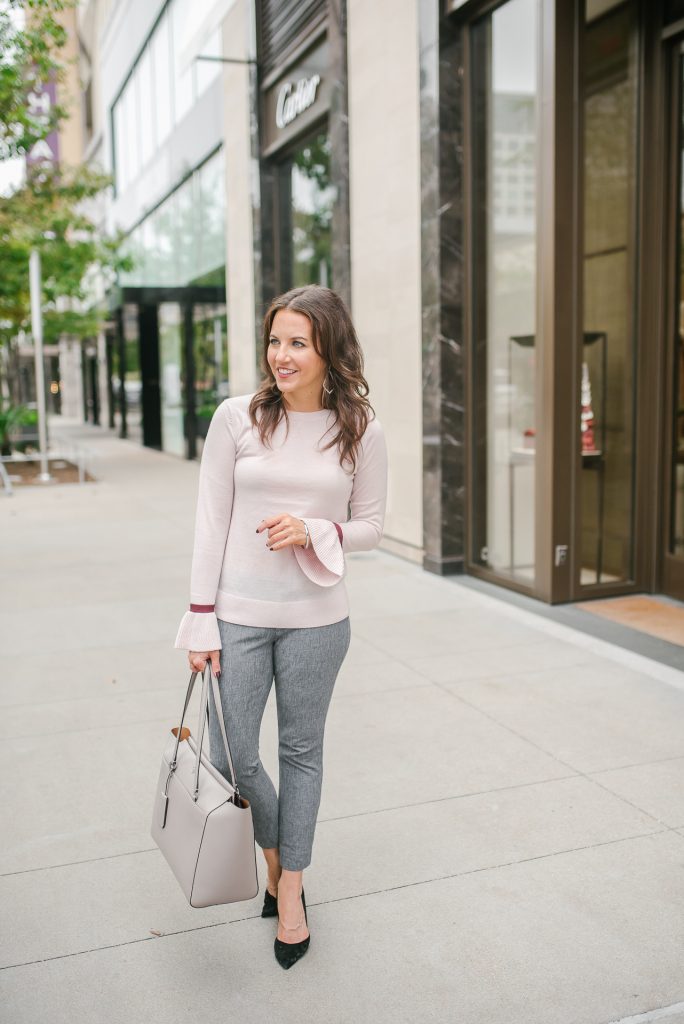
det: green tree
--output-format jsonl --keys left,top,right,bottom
{"left": 0, "top": 0, "right": 131, "bottom": 403}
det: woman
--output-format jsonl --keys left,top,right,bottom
{"left": 174, "top": 285, "right": 388, "bottom": 969}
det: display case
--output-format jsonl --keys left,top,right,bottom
{"left": 507, "top": 331, "right": 607, "bottom": 576}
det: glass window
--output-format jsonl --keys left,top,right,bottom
{"left": 171, "top": 0, "right": 194, "bottom": 123}
{"left": 159, "top": 302, "right": 185, "bottom": 457}
{"left": 196, "top": 28, "right": 221, "bottom": 97}
{"left": 111, "top": 0, "right": 224, "bottom": 192}
{"left": 113, "top": 97, "right": 127, "bottom": 192}
{"left": 138, "top": 46, "right": 155, "bottom": 169}
{"left": 275, "top": 131, "right": 334, "bottom": 291}
{"left": 193, "top": 303, "right": 229, "bottom": 458}
{"left": 470, "top": 0, "right": 540, "bottom": 586}
{"left": 152, "top": 11, "right": 172, "bottom": 145}
{"left": 122, "top": 303, "right": 142, "bottom": 446}
{"left": 125, "top": 67, "right": 141, "bottom": 186}
{"left": 197, "top": 149, "right": 226, "bottom": 283}
{"left": 119, "top": 150, "right": 225, "bottom": 291}
{"left": 175, "top": 176, "right": 197, "bottom": 286}
{"left": 580, "top": 1, "right": 638, "bottom": 585}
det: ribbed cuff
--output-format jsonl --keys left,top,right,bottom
{"left": 174, "top": 610, "right": 222, "bottom": 651}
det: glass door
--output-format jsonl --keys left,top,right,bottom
{"left": 193, "top": 302, "right": 228, "bottom": 459}
{"left": 273, "top": 129, "right": 334, "bottom": 293}
{"left": 662, "top": 38, "right": 684, "bottom": 601}
{"left": 158, "top": 302, "right": 185, "bottom": 458}
{"left": 469, "top": 0, "right": 541, "bottom": 591}
{"left": 577, "top": 0, "right": 639, "bottom": 591}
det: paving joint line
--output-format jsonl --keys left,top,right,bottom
{"left": 432, "top": 680, "right": 684, "bottom": 840}
{"left": 0, "top": 826, "right": 671, "bottom": 972}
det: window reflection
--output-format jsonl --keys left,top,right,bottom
{"left": 197, "top": 152, "right": 226, "bottom": 283}
{"left": 122, "top": 304, "right": 142, "bottom": 445}
{"left": 580, "top": 2, "right": 638, "bottom": 584}
{"left": 138, "top": 48, "right": 154, "bottom": 168}
{"left": 112, "top": 0, "right": 222, "bottom": 192}
{"left": 194, "top": 304, "right": 229, "bottom": 458}
{"left": 196, "top": 29, "right": 221, "bottom": 97}
{"left": 470, "top": 0, "right": 540, "bottom": 586}
{"left": 291, "top": 133, "right": 334, "bottom": 288}
{"left": 151, "top": 13, "right": 172, "bottom": 144}
{"left": 159, "top": 303, "right": 185, "bottom": 458}
{"left": 120, "top": 149, "right": 225, "bottom": 290}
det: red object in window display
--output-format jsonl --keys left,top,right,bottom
{"left": 522, "top": 428, "right": 536, "bottom": 451}
{"left": 581, "top": 361, "right": 598, "bottom": 453}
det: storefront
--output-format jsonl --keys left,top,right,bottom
{"left": 108, "top": 148, "right": 228, "bottom": 460}
{"left": 257, "top": 0, "right": 350, "bottom": 307}
{"left": 421, "top": 0, "right": 684, "bottom": 601}
{"left": 101, "top": 0, "right": 228, "bottom": 461}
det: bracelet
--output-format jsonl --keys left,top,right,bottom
{"left": 303, "top": 521, "right": 310, "bottom": 549}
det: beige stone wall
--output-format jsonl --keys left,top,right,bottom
{"left": 222, "top": 1, "right": 258, "bottom": 398}
{"left": 56, "top": 6, "right": 86, "bottom": 169}
{"left": 347, "top": 0, "right": 424, "bottom": 563}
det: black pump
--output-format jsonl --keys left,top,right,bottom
{"left": 274, "top": 888, "right": 309, "bottom": 969}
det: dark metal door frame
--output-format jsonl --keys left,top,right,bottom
{"left": 660, "top": 29, "right": 684, "bottom": 599}
{"left": 111, "top": 285, "right": 225, "bottom": 459}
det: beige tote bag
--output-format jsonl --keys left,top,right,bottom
{"left": 151, "top": 662, "right": 259, "bottom": 908}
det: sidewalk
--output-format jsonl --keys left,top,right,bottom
{"left": 2, "top": 416, "right": 684, "bottom": 1024}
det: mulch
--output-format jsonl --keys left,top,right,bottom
{"left": 3, "top": 458, "right": 96, "bottom": 486}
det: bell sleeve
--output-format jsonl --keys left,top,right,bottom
{"left": 293, "top": 417, "right": 388, "bottom": 586}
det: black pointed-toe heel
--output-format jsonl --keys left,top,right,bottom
{"left": 274, "top": 888, "right": 309, "bottom": 970}
{"left": 261, "top": 887, "right": 278, "bottom": 918}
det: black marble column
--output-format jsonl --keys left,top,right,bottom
{"left": 419, "top": 2, "right": 465, "bottom": 576}
{"left": 328, "top": 0, "right": 352, "bottom": 311}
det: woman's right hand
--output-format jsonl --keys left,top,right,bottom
{"left": 188, "top": 650, "right": 221, "bottom": 676}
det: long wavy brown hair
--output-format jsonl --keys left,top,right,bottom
{"left": 248, "top": 285, "right": 375, "bottom": 473}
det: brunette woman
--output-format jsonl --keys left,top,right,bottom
{"left": 175, "top": 285, "right": 388, "bottom": 968}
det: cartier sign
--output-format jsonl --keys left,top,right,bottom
{"left": 275, "top": 74, "right": 321, "bottom": 130}
{"left": 262, "top": 39, "right": 329, "bottom": 154}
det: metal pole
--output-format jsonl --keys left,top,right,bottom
{"left": 29, "top": 248, "right": 53, "bottom": 482}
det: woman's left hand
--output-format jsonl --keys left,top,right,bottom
{"left": 257, "top": 513, "right": 307, "bottom": 550}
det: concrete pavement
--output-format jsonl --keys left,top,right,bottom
{"left": 2, "top": 416, "right": 684, "bottom": 1024}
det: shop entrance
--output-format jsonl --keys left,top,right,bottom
{"left": 662, "top": 34, "right": 684, "bottom": 600}
{"left": 108, "top": 286, "right": 227, "bottom": 460}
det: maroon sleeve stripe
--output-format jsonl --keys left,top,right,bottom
{"left": 333, "top": 522, "right": 343, "bottom": 544}
{"left": 190, "top": 603, "right": 215, "bottom": 613}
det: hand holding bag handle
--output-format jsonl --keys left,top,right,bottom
{"left": 151, "top": 659, "right": 258, "bottom": 908}
{"left": 161, "top": 662, "right": 241, "bottom": 829}
{"left": 192, "top": 664, "right": 241, "bottom": 804}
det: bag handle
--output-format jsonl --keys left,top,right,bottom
{"left": 168, "top": 663, "right": 241, "bottom": 803}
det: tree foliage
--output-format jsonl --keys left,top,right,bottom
{"left": 0, "top": 0, "right": 131, "bottom": 391}
{"left": 0, "top": 0, "right": 70, "bottom": 162}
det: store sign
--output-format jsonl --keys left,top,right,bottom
{"left": 275, "top": 73, "right": 321, "bottom": 130}
{"left": 25, "top": 76, "right": 60, "bottom": 170}
{"left": 262, "top": 39, "right": 329, "bottom": 155}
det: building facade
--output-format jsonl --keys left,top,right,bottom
{"left": 80, "top": 0, "right": 684, "bottom": 604}
{"left": 419, "top": 0, "right": 684, "bottom": 604}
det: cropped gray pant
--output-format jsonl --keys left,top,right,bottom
{"left": 207, "top": 616, "right": 351, "bottom": 872}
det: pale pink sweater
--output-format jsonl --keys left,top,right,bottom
{"left": 174, "top": 392, "right": 388, "bottom": 651}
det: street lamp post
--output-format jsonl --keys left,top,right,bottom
{"left": 29, "top": 248, "right": 53, "bottom": 483}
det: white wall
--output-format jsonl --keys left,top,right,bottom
{"left": 347, "top": 0, "right": 424, "bottom": 562}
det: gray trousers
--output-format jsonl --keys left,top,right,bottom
{"left": 207, "top": 616, "right": 351, "bottom": 871}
